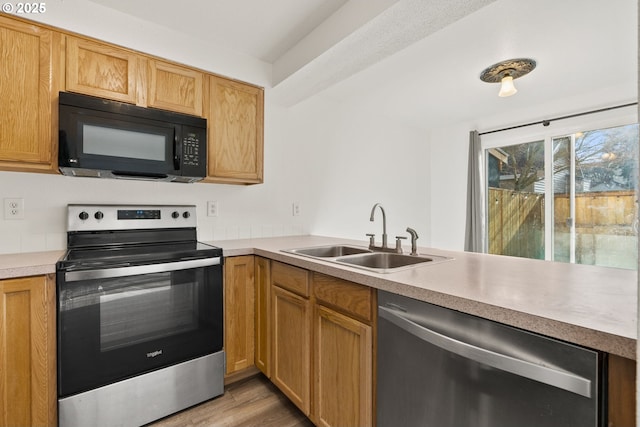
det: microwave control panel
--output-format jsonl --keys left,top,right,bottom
{"left": 182, "top": 132, "right": 202, "bottom": 167}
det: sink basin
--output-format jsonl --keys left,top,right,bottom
{"left": 283, "top": 244, "right": 452, "bottom": 273}
{"left": 285, "top": 245, "right": 372, "bottom": 258}
{"left": 335, "top": 252, "right": 446, "bottom": 272}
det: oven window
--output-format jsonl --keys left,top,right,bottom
{"left": 98, "top": 273, "right": 197, "bottom": 351}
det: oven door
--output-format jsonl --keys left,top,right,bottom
{"left": 57, "top": 256, "right": 223, "bottom": 397}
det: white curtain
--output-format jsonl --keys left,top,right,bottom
{"left": 464, "top": 130, "right": 486, "bottom": 252}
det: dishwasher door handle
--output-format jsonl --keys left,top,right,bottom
{"left": 379, "top": 305, "right": 592, "bottom": 398}
{"left": 65, "top": 257, "right": 221, "bottom": 282}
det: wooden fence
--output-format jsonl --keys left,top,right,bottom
{"left": 488, "top": 188, "right": 637, "bottom": 259}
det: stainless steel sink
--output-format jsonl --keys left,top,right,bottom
{"left": 284, "top": 245, "right": 372, "bottom": 258}
{"left": 282, "top": 244, "right": 451, "bottom": 273}
{"left": 335, "top": 252, "right": 448, "bottom": 272}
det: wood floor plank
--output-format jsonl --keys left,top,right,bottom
{"left": 148, "top": 374, "right": 314, "bottom": 427}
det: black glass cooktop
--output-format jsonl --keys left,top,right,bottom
{"left": 58, "top": 241, "right": 222, "bottom": 271}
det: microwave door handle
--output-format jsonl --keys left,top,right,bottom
{"left": 64, "top": 257, "right": 221, "bottom": 282}
{"left": 173, "top": 130, "right": 181, "bottom": 170}
{"left": 378, "top": 306, "right": 592, "bottom": 398}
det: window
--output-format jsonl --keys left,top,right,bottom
{"left": 484, "top": 119, "right": 638, "bottom": 270}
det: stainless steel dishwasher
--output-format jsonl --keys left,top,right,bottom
{"left": 377, "top": 290, "right": 605, "bottom": 427}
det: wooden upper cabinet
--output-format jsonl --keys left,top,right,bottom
{"left": 205, "top": 75, "right": 264, "bottom": 184}
{"left": 65, "top": 36, "right": 140, "bottom": 104}
{"left": 148, "top": 59, "right": 203, "bottom": 116}
{"left": 0, "top": 16, "right": 60, "bottom": 172}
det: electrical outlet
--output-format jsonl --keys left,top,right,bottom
{"left": 292, "top": 202, "right": 300, "bottom": 216}
{"left": 207, "top": 201, "right": 219, "bottom": 217}
{"left": 4, "top": 198, "right": 24, "bottom": 219}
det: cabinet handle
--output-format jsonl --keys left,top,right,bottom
{"left": 379, "top": 305, "right": 592, "bottom": 398}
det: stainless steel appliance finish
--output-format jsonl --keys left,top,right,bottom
{"left": 56, "top": 204, "right": 224, "bottom": 427}
{"left": 58, "top": 352, "right": 224, "bottom": 427}
{"left": 377, "top": 290, "right": 604, "bottom": 427}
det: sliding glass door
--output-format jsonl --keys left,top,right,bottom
{"left": 487, "top": 141, "right": 545, "bottom": 259}
{"left": 552, "top": 125, "right": 638, "bottom": 269}
{"left": 486, "top": 122, "right": 638, "bottom": 269}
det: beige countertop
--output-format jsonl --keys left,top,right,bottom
{"left": 1, "top": 235, "right": 636, "bottom": 359}
{"left": 0, "top": 250, "right": 65, "bottom": 279}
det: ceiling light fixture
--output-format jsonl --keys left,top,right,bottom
{"left": 480, "top": 58, "right": 536, "bottom": 97}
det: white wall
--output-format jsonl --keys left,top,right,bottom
{"left": 285, "top": 93, "right": 432, "bottom": 246}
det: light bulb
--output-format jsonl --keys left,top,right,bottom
{"left": 498, "top": 74, "right": 517, "bottom": 97}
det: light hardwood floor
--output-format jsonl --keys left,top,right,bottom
{"left": 148, "top": 374, "right": 314, "bottom": 427}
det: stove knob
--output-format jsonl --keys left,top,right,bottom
{"left": 94, "top": 211, "right": 104, "bottom": 220}
{"left": 79, "top": 211, "right": 89, "bottom": 221}
{"left": 172, "top": 211, "right": 180, "bottom": 219}
{"left": 182, "top": 211, "right": 190, "bottom": 219}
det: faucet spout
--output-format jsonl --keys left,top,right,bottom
{"left": 370, "top": 203, "right": 387, "bottom": 248}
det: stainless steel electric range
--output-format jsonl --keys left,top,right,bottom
{"left": 56, "top": 204, "right": 224, "bottom": 427}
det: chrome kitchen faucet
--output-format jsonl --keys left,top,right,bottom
{"left": 367, "top": 203, "right": 419, "bottom": 255}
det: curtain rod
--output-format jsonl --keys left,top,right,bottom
{"left": 478, "top": 102, "right": 638, "bottom": 136}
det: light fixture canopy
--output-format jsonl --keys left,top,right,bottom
{"left": 480, "top": 58, "right": 536, "bottom": 97}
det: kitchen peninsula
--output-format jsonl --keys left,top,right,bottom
{"left": 0, "top": 234, "right": 636, "bottom": 426}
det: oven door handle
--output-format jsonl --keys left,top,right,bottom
{"left": 64, "top": 257, "right": 221, "bottom": 282}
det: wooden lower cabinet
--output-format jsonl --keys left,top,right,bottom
{"left": 0, "top": 275, "right": 56, "bottom": 427}
{"left": 224, "top": 256, "right": 255, "bottom": 375}
{"left": 608, "top": 354, "right": 636, "bottom": 427}
{"left": 254, "top": 256, "right": 271, "bottom": 377}
{"left": 313, "top": 304, "right": 372, "bottom": 427}
{"left": 271, "top": 284, "right": 312, "bottom": 415}
{"left": 267, "top": 261, "right": 374, "bottom": 426}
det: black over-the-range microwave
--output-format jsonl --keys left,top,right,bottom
{"left": 58, "top": 91, "right": 207, "bottom": 183}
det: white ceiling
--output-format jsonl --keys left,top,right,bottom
{"left": 88, "top": 0, "right": 637, "bottom": 129}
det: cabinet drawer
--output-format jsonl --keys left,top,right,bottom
{"left": 271, "top": 262, "right": 309, "bottom": 297}
{"left": 313, "top": 273, "right": 373, "bottom": 322}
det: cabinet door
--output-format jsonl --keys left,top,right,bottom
{"left": 0, "top": 17, "right": 59, "bottom": 172}
{"left": 66, "top": 36, "right": 140, "bottom": 104}
{"left": 0, "top": 276, "right": 56, "bottom": 427}
{"left": 224, "top": 256, "right": 255, "bottom": 375}
{"left": 206, "top": 76, "right": 264, "bottom": 184}
{"left": 254, "top": 256, "right": 271, "bottom": 377}
{"left": 608, "top": 354, "right": 636, "bottom": 427}
{"left": 271, "top": 285, "right": 311, "bottom": 415}
{"left": 148, "top": 59, "right": 203, "bottom": 116}
{"left": 313, "top": 304, "right": 372, "bottom": 427}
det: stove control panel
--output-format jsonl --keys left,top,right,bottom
{"left": 68, "top": 204, "right": 198, "bottom": 232}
